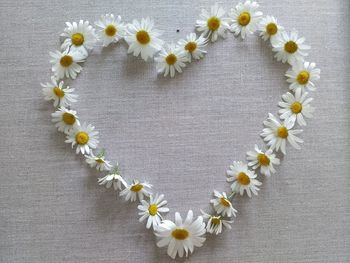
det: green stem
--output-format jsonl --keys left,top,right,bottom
{"left": 111, "top": 163, "right": 120, "bottom": 174}
{"left": 228, "top": 191, "right": 236, "bottom": 200}
{"left": 97, "top": 148, "right": 106, "bottom": 158}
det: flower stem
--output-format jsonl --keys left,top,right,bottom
{"left": 228, "top": 191, "right": 236, "bottom": 200}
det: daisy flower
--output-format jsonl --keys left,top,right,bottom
{"left": 210, "top": 190, "right": 237, "bottom": 217}
{"left": 272, "top": 29, "right": 311, "bottom": 65}
{"left": 178, "top": 33, "right": 207, "bottom": 62}
{"left": 155, "top": 44, "right": 188, "bottom": 78}
{"left": 285, "top": 61, "right": 321, "bottom": 93}
{"left": 51, "top": 107, "right": 80, "bottom": 134}
{"left": 246, "top": 144, "right": 280, "bottom": 177}
{"left": 61, "top": 20, "right": 97, "bottom": 53}
{"left": 65, "top": 122, "right": 99, "bottom": 155}
{"left": 124, "top": 17, "right": 164, "bottom": 61}
{"left": 98, "top": 172, "right": 127, "bottom": 190}
{"left": 227, "top": 161, "right": 262, "bottom": 197}
{"left": 119, "top": 180, "right": 152, "bottom": 202}
{"left": 278, "top": 89, "right": 315, "bottom": 127}
{"left": 229, "top": 0, "right": 263, "bottom": 39}
{"left": 138, "top": 193, "right": 170, "bottom": 229}
{"left": 95, "top": 14, "right": 126, "bottom": 47}
{"left": 50, "top": 49, "right": 86, "bottom": 80}
{"left": 260, "top": 113, "right": 303, "bottom": 155}
{"left": 258, "top": 15, "right": 283, "bottom": 42}
{"left": 196, "top": 4, "right": 231, "bottom": 42}
{"left": 84, "top": 151, "right": 112, "bottom": 171}
{"left": 200, "top": 210, "right": 233, "bottom": 235}
{"left": 41, "top": 76, "right": 77, "bottom": 107}
{"left": 155, "top": 210, "right": 206, "bottom": 259}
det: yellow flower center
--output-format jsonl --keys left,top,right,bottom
{"left": 60, "top": 55, "right": 73, "bottom": 67}
{"left": 71, "top": 33, "right": 84, "bottom": 46}
{"left": 211, "top": 216, "right": 221, "bottom": 225}
{"left": 257, "top": 153, "right": 270, "bottom": 166}
{"left": 136, "top": 30, "right": 150, "bottom": 45}
{"left": 53, "top": 87, "right": 64, "bottom": 98}
{"left": 238, "top": 12, "right": 251, "bottom": 26}
{"left": 277, "top": 126, "right": 289, "bottom": 139}
{"left": 220, "top": 197, "right": 231, "bottom": 207}
{"left": 237, "top": 172, "right": 250, "bottom": 185}
{"left": 75, "top": 131, "right": 89, "bottom": 145}
{"left": 62, "top": 112, "right": 76, "bottom": 125}
{"left": 284, "top": 41, "right": 298, "bottom": 54}
{"left": 207, "top": 16, "right": 220, "bottom": 31}
{"left": 171, "top": 228, "right": 189, "bottom": 240}
{"left": 291, "top": 101, "right": 303, "bottom": 114}
{"left": 130, "top": 183, "right": 143, "bottom": 192}
{"left": 266, "top": 23, "right": 278, "bottom": 35}
{"left": 184, "top": 41, "right": 197, "bottom": 53}
{"left": 95, "top": 158, "right": 105, "bottom": 164}
{"left": 148, "top": 204, "right": 158, "bottom": 216}
{"left": 297, "top": 71, "right": 310, "bottom": 85}
{"left": 165, "top": 54, "right": 177, "bottom": 65}
{"left": 105, "top": 24, "right": 117, "bottom": 37}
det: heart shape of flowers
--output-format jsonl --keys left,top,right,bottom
{"left": 41, "top": 1, "right": 320, "bottom": 259}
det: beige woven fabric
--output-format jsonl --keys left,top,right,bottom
{"left": 0, "top": 0, "right": 349, "bottom": 262}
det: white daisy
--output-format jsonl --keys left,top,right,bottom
{"left": 261, "top": 113, "right": 303, "bottom": 155}
{"left": 155, "top": 44, "right": 188, "bottom": 78}
{"left": 229, "top": 0, "right": 263, "bottom": 39}
{"left": 178, "top": 33, "right": 207, "bottom": 62}
{"left": 286, "top": 61, "right": 321, "bottom": 92}
{"left": 200, "top": 210, "right": 233, "bottom": 235}
{"left": 119, "top": 180, "right": 152, "bottom": 202}
{"left": 124, "top": 17, "right": 164, "bottom": 61}
{"left": 227, "top": 161, "right": 262, "bottom": 197}
{"left": 210, "top": 190, "right": 237, "bottom": 217}
{"left": 155, "top": 210, "right": 206, "bottom": 259}
{"left": 50, "top": 49, "right": 86, "bottom": 80}
{"left": 278, "top": 89, "right": 315, "bottom": 127}
{"left": 246, "top": 144, "right": 280, "bottom": 177}
{"left": 98, "top": 172, "right": 127, "bottom": 191}
{"left": 51, "top": 107, "right": 80, "bottom": 134}
{"left": 65, "top": 122, "right": 99, "bottom": 155}
{"left": 95, "top": 14, "right": 126, "bottom": 47}
{"left": 61, "top": 20, "right": 97, "bottom": 53}
{"left": 41, "top": 76, "right": 77, "bottom": 107}
{"left": 138, "top": 193, "right": 169, "bottom": 229}
{"left": 258, "top": 15, "right": 283, "bottom": 42}
{"left": 196, "top": 4, "right": 231, "bottom": 42}
{"left": 272, "top": 29, "right": 311, "bottom": 64}
{"left": 84, "top": 151, "right": 112, "bottom": 171}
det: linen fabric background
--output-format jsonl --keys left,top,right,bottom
{"left": 0, "top": 0, "right": 349, "bottom": 262}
